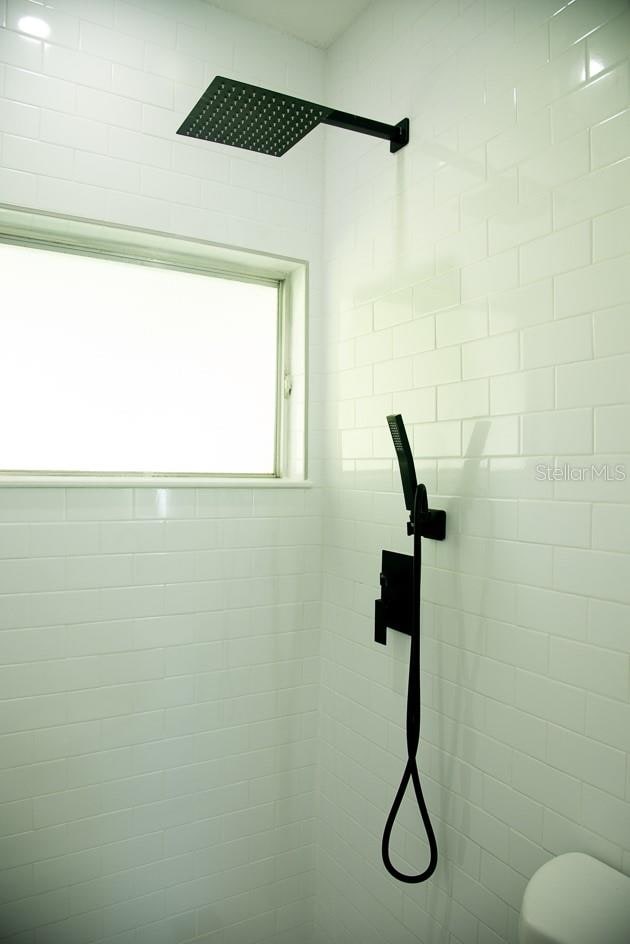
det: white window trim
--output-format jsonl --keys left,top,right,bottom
{"left": 0, "top": 204, "right": 309, "bottom": 488}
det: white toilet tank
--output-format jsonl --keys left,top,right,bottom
{"left": 519, "top": 852, "right": 630, "bottom": 944}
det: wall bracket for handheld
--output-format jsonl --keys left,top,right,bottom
{"left": 407, "top": 507, "right": 446, "bottom": 540}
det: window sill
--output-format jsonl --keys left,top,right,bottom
{"left": 0, "top": 475, "right": 313, "bottom": 488}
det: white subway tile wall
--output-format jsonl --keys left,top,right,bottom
{"left": 318, "top": 2, "right": 630, "bottom": 944}
{"left": 0, "top": 488, "right": 323, "bottom": 943}
{"left": 0, "top": 1, "right": 324, "bottom": 942}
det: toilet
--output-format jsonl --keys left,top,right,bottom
{"left": 519, "top": 852, "right": 630, "bottom": 944}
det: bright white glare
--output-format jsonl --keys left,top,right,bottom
{"left": 589, "top": 58, "right": 605, "bottom": 77}
{"left": 17, "top": 15, "right": 51, "bottom": 38}
{"left": 0, "top": 244, "right": 279, "bottom": 474}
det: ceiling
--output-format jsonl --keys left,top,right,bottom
{"left": 203, "top": 0, "right": 373, "bottom": 48}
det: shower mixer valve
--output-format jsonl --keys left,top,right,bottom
{"left": 375, "top": 550, "right": 413, "bottom": 646}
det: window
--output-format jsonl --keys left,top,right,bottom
{"left": 0, "top": 207, "right": 307, "bottom": 483}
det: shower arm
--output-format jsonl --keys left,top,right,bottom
{"left": 321, "top": 111, "right": 410, "bottom": 153}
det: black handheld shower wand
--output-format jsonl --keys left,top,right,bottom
{"left": 375, "top": 414, "right": 445, "bottom": 883}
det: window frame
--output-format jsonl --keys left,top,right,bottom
{"left": 0, "top": 204, "right": 308, "bottom": 487}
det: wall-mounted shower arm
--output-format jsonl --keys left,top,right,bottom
{"left": 321, "top": 112, "right": 410, "bottom": 153}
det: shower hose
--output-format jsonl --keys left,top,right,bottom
{"left": 382, "top": 484, "right": 438, "bottom": 883}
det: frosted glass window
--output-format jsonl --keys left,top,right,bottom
{"left": 0, "top": 242, "right": 280, "bottom": 475}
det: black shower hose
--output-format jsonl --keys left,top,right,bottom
{"left": 381, "top": 484, "right": 438, "bottom": 883}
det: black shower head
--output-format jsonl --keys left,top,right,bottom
{"left": 387, "top": 414, "right": 417, "bottom": 515}
{"left": 177, "top": 76, "right": 409, "bottom": 157}
{"left": 177, "top": 76, "right": 332, "bottom": 157}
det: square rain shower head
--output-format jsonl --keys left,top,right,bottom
{"left": 177, "top": 76, "right": 333, "bottom": 157}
